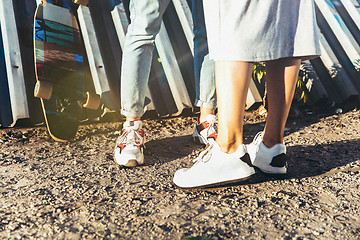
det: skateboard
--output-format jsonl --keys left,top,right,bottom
{"left": 74, "top": 0, "right": 89, "bottom": 6}
{"left": 33, "top": 2, "right": 100, "bottom": 142}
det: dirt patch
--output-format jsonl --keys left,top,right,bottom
{"left": 1, "top": 108, "right": 360, "bottom": 239}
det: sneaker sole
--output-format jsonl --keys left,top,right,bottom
{"left": 254, "top": 166, "right": 287, "bottom": 175}
{"left": 113, "top": 158, "right": 139, "bottom": 167}
{"left": 174, "top": 174, "right": 254, "bottom": 190}
{"left": 124, "top": 160, "right": 138, "bottom": 167}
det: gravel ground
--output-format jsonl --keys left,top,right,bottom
{"left": 0, "top": 108, "right": 359, "bottom": 239}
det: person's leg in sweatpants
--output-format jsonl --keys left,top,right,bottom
{"left": 114, "top": 0, "right": 170, "bottom": 167}
{"left": 191, "top": 0, "right": 217, "bottom": 145}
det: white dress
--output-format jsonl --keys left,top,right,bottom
{"left": 203, "top": 0, "right": 321, "bottom": 61}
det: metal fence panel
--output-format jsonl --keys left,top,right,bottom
{"left": 0, "top": 24, "right": 13, "bottom": 127}
{"left": 0, "top": 0, "right": 30, "bottom": 127}
{"left": 1, "top": 0, "right": 360, "bottom": 127}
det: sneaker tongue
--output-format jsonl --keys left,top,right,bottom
{"left": 209, "top": 139, "right": 220, "bottom": 149}
{"left": 123, "top": 120, "right": 142, "bottom": 130}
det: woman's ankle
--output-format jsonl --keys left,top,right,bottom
{"left": 216, "top": 138, "right": 243, "bottom": 154}
{"left": 261, "top": 136, "right": 283, "bottom": 148}
{"left": 199, "top": 108, "right": 215, "bottom": 123}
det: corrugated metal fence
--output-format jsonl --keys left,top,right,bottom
{"left": 310, "top": 0, "right": 360, "bottom": 105}
{"left": 0, "top": 0, "right": 359, "bottom": 127}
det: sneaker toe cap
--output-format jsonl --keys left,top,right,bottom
{"left": 173, "top": 168, "right": 192, "bottom": 188}
{"left": 114, "top": 149, "right": 139, "bottom": 165}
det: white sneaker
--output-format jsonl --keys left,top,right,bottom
{"left": 114, "top": 120, "right": 144, "bottom": 167}
{"left": 247, "top": 132, "right": 288, "bottom": 174}
{"left": 192, "top": 114, "right": 217, "bottom": 145}
{"left": 173, "top": 140, "right": 255, "bottom": 189}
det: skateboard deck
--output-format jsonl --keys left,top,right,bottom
{"left": 34, "top": 2, "right": 99, "bottom": 142}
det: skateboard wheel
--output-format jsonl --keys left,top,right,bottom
{"left": 34, "top": 81, "right": 53, "bottom": 100}
{"left": 83, "top": 92, "right": 100, "bottom": 110}
{"left": 74, "top": 0, "right": 89, "bottom": 6}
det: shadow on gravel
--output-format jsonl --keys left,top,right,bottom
{"left": 239, "top": 138, "right": 360, "bottom": 187}
{"left": 286, "top": 138, "right": 360, "bottom": 177}
{"left": 143, "top": 135, "right": 204, "bottom": 166}
{"left": 74, "top": 128, "right": 122, "bottom": 142}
